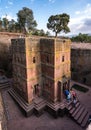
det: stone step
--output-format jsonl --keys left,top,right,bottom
{"left": 60, "top": 103, "right": 65, "bottom": 109}
{"left": 0, "top": 81, "right": 9, "bottom": 85}
{"left": 65, "top": 100, "right": 73, "bottom": 108}
{"left": 0, "top": 80, "right": 9, "bottom": 84}
{"left": 78, "top": 109, "right": 88, "bottom": 124}
{"left": 69, "top": 106, "right": 76, "bottom": 115}
{"left": 66, "top": 99, "right": 79, "bottom": 108}
{"left": 72, "top": 104, "right": 81, "bottom": 117}
{"left": 81, "top": 113, "right": 89, "bottom": 127}
{"left": 34, "top": 102, "right": 46, "bottom": 110}
{"left": 49, "top": 101, "right": 60, "bottom": 106}
{"left": 34, "top": 99, "right": 46, "bottom": 105}
{"left": 34, "top": 100, "right": 46, "bottom": 106}
{"left": 67, "top": 104, "right": 73, "bottom": 111}
{"left": 34, "top": 98, "right": 45, "bottom": 104}
{"left": 35, "top": 104, "right": 46, "bottom": 111}
{"left": 65, "top": 98, "right": 89, "bottom": 128}
{"left": 75, "top": 102, "right": 80, "bottom": 108}
{"left": 0, "top": 82, "right": 10, "bottom": 88}
{"left": 9, "top": 89, "right": 28, "bottom": 109}
{"left": 9, "top": 89, "right": 29, "bottom": 106}
{"left": 9, "top": 89, "right": 34, "bottom": 111}
{"left": 34, "top": 98, "right": 46, "bottom": 110}
{"left": 46, "top": 102, "right": 60, "bottom": 111}
{"left": 67, "top": 101, "right": 79, "bottom": 111}
{"left": 74, "top": 106, "right": 85, "bottom": 120}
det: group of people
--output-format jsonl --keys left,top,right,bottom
{"left": 64, "top": 88, "right": 77, "bottom": 106}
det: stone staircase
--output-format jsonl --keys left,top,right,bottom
{"left": 66, "top": 99, "right": 90, "bottom": 128}
{"left": 8, "top": 88, "right": 34, "bottom": 117}
{"left": 0, "top": 76, "right": 11, "bottom": 89}
{"left": 46, "top": 100, "right": 66, "bottom": 118}
{"left": 0, "top": 80, "right": 10, "bottom": 89}
{"left": 8, "top": 88, "right": 90, "bottom": 128}
{"left": 34, "top": 97, "right": 46, "bottom": 116}
{"left": 8, "top": 88, "right": 66, "bottom": 118}
{"left": 9, "top": 88, "right": 47, "bottom": 117}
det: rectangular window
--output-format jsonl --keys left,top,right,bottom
{"left": 33, "top": 57, "right": 36, "bottom": 63}
{"left": 62, "top": 56, "right": 64, "bottom": 62}
{"left": 47, "top": 56, "right": 49, "bottom": 63}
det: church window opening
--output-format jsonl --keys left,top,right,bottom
{"left": 62, "top": 56, "right": 64, "bottom": 62}
{"left": 33, "top": 57, "right": 36, "bottom": 63}
{"left": 47, "top": 56, "right": 49, "bottom": 63}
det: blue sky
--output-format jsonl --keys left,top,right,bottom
{"left": 0, "top": 0, "right": 91, "bottom": 36}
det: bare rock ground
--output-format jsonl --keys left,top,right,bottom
{"left": 0, "top": 80, "right": 91, "bottom": 130}
{"left": 0, "top": 92, "right": 7, "bottom": 130}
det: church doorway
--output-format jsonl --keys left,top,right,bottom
{"left": 58, "top": 78, "right": 70, "bottom": 101}
{"left": 63, "top": 82, "right": 69, "bottom": 92}
{"left": 34, "top": 84, "right": 39, "bottom": 97}
{"left": 58, "top": 81, "right": 61, "bottom": 101}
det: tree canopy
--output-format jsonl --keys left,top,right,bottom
{"left": 0, "top": 8, "right": 70, "bottom": 37}
{"left": 17, "top": 7, "right": 37, "bottom": 33}
{"left": 71, "top": 33, "right": 91, "bottom": 43}
{"left": 2, "top": 17, "right": 9, "bottom": 31}
{"left": 47, "top": 13, "right": 70, "bottom": 37}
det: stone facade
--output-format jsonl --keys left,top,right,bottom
{"left": 11, "top": 37, "right": 71, "bottom": 110}
{"left": 71, "top": 43, "right": 91, "bottom": 86}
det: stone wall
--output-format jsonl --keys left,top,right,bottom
{"left": 54, "top": 39, "right": 71, "bottom": 102}
{"left": 0, "top": 32, "right": 25, "bottom": 77}
{"left": 40, "top": 38, "right": 55, "bottom": 101}
{"left": 11, "top": 37, "right": 71, "bottom": 103}
{"left": 25, "top": 37, "right": 42, "bottom": 103}
{"left": 71, "top": 46, "right": 91, "bottom": 86}
{"left": 11, "top": 38, "right": 28, "bottom": 102}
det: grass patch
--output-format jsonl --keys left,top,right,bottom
{"left": 72, "top": 84, "right": 89, "bottom": 93}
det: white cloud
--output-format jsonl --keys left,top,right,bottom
{"left": 74, "top": 3, "right": 91, "bottom": 16}
{"left": 1, "top": 14, "right": 17, "bottom": 21}
{"left": 8, "top": 1, "right": 13, "bottom": 5}
{"left": 75, "top": 11, "right": 81, "bottom": 15}
{"left": 49, "top": 0, "right": 56, "bottom": 3}
{"left": 5, "top": 6, "right": 9, "bottom": 9}
{"left": 69, "top": 3, "right": 91, "bottom": 35}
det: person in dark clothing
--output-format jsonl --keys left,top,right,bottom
{"left": 72, "top": 96, "right": 76, "bottom": 107}
{"left": 64, "top": 89, "right": 69, "bottom": 98}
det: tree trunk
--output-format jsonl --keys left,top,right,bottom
{"left": 55, "top": 32, "right": 57, "bottom": 38}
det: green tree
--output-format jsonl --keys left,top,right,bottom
{"left": 14, "top": 22, "right": 21, "bottom": 33}
{"left": 46, "top": 31, "right": 51, "bottom": 36}
{"left": 8, "top": 19, "right": 16, "bottom": 32}
{"left": 32, "top": 29, "right": 47, "bottom": 36}
{"left": 0, "top": 18, "right": 2, "bottom": 31}
{"left": 39, "top": 29, "right": 45, "bottom": 36}
{"left": 2, "top": 17, "right": 9, "bottom": 31}
{"left": 17, "top": 7, "right": 37, "bottom": 34}
{"left": 47, "top": 13, "right": 70, "bottom": 37}
{"left": 71, "top": 33, "right": 91, "bottom": 43}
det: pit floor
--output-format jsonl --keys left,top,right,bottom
{"left": 1, "top": 80, "right": 91, "bottom": 130}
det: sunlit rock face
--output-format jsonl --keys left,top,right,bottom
{"left": 71, "top": 43, "right": 91, "bottom": 86}
{"left": 11, "top": 37, "right": 71, "bottom": 103}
